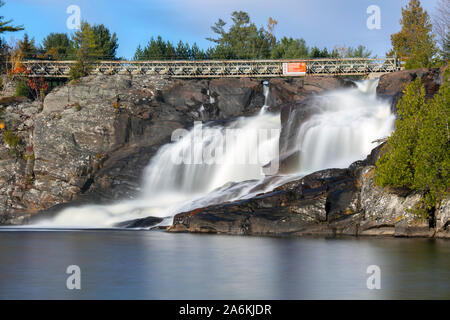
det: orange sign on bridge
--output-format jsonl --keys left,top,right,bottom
{"left": 282, "top": 62, "right": 307, "bottom": 76}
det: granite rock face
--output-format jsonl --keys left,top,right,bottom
{"left": 376, "top": 67, "right": 444, "bottom": 113}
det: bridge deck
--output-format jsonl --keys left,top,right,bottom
{"left": 19, "top": 58, "right": 400, "bottom": 78}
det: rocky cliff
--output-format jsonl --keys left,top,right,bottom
{"left": 168, "top": 68, "right": 449, "bottom": 238}
{"left": 168, "top": 143, "right": 449, "bottom": 238}
{"left": 0, "top": 71, "right": 448, "bottom": 238}
{"left": 0, "top": 75, "right": 337, "bottom": 224}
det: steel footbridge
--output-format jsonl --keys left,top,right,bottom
{"left": 18, "top": 58, "right": 401, "bottom": 78}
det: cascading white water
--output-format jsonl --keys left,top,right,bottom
{"left": 35, "top": 79, "right": 395, "bottom": 228}
{"left": 294, "top": 80, "right": 395, "bottom": 173}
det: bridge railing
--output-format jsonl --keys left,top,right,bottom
{"left": 17, "top": 58, "right": 400, "bottom": 78}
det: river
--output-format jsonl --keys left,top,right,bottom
{"left": 0, "top": 229, "right": 448, "bottom": 299}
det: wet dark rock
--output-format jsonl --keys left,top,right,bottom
{"left": 169, "top": 142, "right": 448, "bottom": 238}
{"left": 168, "top": 168, "right": 361, "bottom": 236}
{"left": 377, "top": 67, "right": 443, "bottom": 113}
{"left": 114, "top": 216, "right": 164, "bottom": 228}
{"left": 209, "top": 78, "right": 264, "bottom": 118}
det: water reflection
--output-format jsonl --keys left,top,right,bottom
{"left": 0, "top": 230, "right": 449, "bottom": 299}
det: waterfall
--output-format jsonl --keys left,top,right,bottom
{"left": 260, "top": 80, "right": 270, "bottom": 114}
{"left": 292, "top": 79, "right": 395, "bottom": 173}
{"left": 35, "top": 79, "right": 395, "bottom": 228}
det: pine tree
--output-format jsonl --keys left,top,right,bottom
{"left": 390, "top": 0, "right": 438, "bottom": 68}
{"left": 346, "top": 45, "right": 372, "bottom": 58}
{"left": 70, "top": 22, "right": 103, "bottom": 79}
{"left": 91, "top": 24, "right": 118, "bottom": 60}
{"left": 271, "top": 37, "right": 309, "bottom": 59}
{"left": 0, "top": 0, "right": 23, "bottom": 34}
{"left": 133, "top": 44, "right": 144, "bottom": 60}
{"left": 42, "top": 33, "right": 72, "bottom": 59}
{"left": 175, "top": 40, "right": 190, "bottom": 59}
{"left": 18, "top": 33, "right": 36, "bottom": 59}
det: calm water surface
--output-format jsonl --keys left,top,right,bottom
{"left": 0, "top": 229, "right": 449, "bottom": 299}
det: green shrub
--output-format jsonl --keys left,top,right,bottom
{"left": 375, "top": 74, "right": 450, "bottom": 217}
{"left": 69, "top": 60, "right": 89, "bottom": 80}
{"left": 3, "top": 129, "right": 22, "bottom": 156}
{"left": 14, "top": 80, "right": 30, "bottom": 98}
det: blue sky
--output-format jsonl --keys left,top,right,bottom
{"left": 1, "top": 0, "right": 440, "bottom": 59}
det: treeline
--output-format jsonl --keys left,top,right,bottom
{"left": 5, "top": 10, "right": 374, "bottom": 63}
{"left": 9, "top": 22, "right": 119, "bottom": 61}
{"left": 134, "top": 11, "right": 372, "bottom": 60}
{"left": 1, "top": 0, "right": 447, "bottom": 67}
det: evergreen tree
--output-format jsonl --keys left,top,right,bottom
{"left": 390, "top": 0, "right": 438, "bottom": 68}
{"left": 70, "top": 22, "right": 103, "bottom": 79}
{"left": 133, "top": 44, "right": 144, "bottom": 60}
{"left": 190, "top": 43, "right": 206, "bottom": 60}
{"left": 175, "top": 40, "right": 190, "bottom": 59}
{"left": 18, "top": 33, "right": 36, "bottom": 59}
{"left": 375, "top": 74, "right": 450, "bottom": 216}
{"left": 271, "top": 37, "right": 309, "bottom": 59}
{"left": 310, "top": 46, "right": 322, "bottom": 58}
{"left": 376, "top": 79, "right": 425, "bottom": 189}
{"left": 0, "top": 0, "right": 23, "bottom": 34}
{"left": 207, "top": 11, "right": 272, "bottom": 59}
{"left": 413, "top": 73, "right": 450, "bottom": 212}
{"left": 91, "top": 24, "right": 119, "bottom": 59}
{"left": 134, "top": 36, "right": 178, "bottom": 60}
{"left": 346, "top": 45, "right": 372, "bottom": 58}
{"left": 42, "top": 33, "right": 72, "bottom": 59}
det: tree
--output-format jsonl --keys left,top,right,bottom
{"left": 70, "top": 22, "right": 103, "bottom": 79}
{"left": 175, "top": 40, "right": 190, "bottom": 59}
{"left": 133, "top": 44, "right": 144, "bottom": 61}
{"left": 433, "top": 0, "right": 450, "bottom": 61}
{"left": 413, "top": 73, "right": 450, "bottom": 213}
{"left": 310, "top": 46, "right": 337, "bottom": 58}
{"left": 375, "top": 75, "right": 450, "bottom": 217}
{"left": 267, "top": 17, "right": 278, "bottom": 48}
{"left": 72, "top": 22, "right": 117, "bottom": 61}
{"left": 271, "top": 37, "right": 309, "bottom": 59}
{"left": 375, "top": 79, "right": 425, "bottom": 189}
{"left": 390, "top": 0, "right": 438, "bottom": 69}
{"left": 134, "top": 36, "right": 178, "bottom": 60}
{"left": 207, "top": 11, "right": 273, "bottom": 59}
{"left": 18, "top": 33, "right": 36, "bottom": 59}
{"left": 43, "top": 33, "right": 72, "bottom": 59}
{"left": 346, "top": 45, "right": 372, "bottom": 58}
{"left": 91, "top": 24, "right": 119, "bottom": 59}
{"left": 0, "top": 0, "right": 23, "bottom": 34}
{"left": 190, "top": 43, "right": 207, "bottom": 60}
